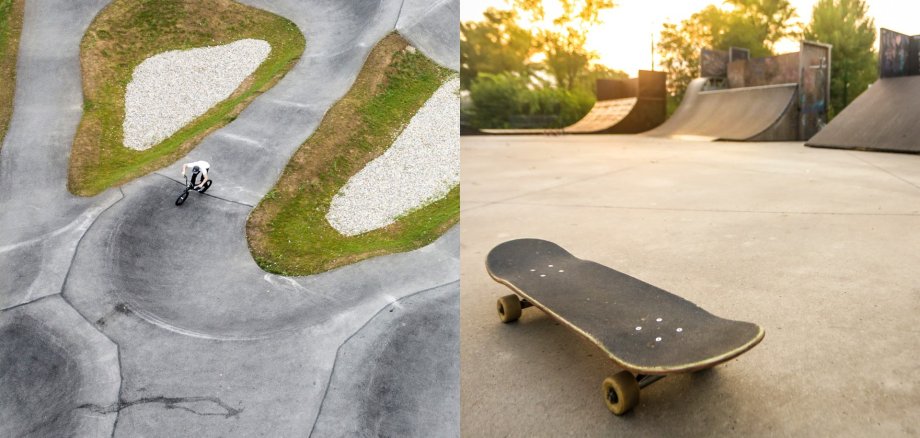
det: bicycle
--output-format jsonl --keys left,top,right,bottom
{"left": 175, "top": 175, "right": 212, "bottom": 206}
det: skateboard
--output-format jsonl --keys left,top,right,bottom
{"left": 486, "top": 238, "right": 764, "bottom": 415}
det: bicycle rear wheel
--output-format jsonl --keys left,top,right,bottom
{"left": 198, "top": 180, "right": 212, "bottom": 194}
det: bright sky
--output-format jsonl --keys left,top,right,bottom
{"left": 461, "top": 0, "right": 919, "bottom": 76}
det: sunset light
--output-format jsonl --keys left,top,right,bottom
{"left": 462, "top": 0, "right": 920, "bottom": 76}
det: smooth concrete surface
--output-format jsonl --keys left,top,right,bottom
{"left": 1, "top": 0, "right": 460, "bottom": 436}
{"left": 644, "top": 79, "right": 798, "bottom": 141}
{"left": 807, "top": 75, "right": 920, "bottom": 154}
{"left": 396, "top": 0, "right": 459, "bottom": 71}
{"left": 312, "top": 283, "right": 460, "bottom": 437}
{"left": 0, "top": 295, "right": 120, "bottom": 437}
{"left": 0, "top": 0, "right": 122, "bottom": 309}
{"left": 461, "top": 134, "right": 920, "bottom": 436}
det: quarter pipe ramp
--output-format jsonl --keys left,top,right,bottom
{"left": 806, "top": 29, "right": 920, "bottom": 154}
{"left": 643, "top": 79, "right": 799, "bottom": 141}
{"left": 645, "top": 41, "right": 830, "bottom": 142}
{"left": 806, "top": 76, "right": 920, "bottom": 153}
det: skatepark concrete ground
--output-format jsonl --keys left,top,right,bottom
{"left": 461, "top": 134, "right": 920, "bottom": 436}
{"left": 1, "top": 0, "right": 459, "bottom": 436}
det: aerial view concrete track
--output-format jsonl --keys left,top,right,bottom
{"left": 0, "top": 0, "right": 459, "bottom": 436}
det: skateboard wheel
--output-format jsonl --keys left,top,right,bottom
{"left": 602, "top": 371, "right": 639, "bottom": 415}
{"left": 496, "top": 294, "right": 522, "bottom": 323}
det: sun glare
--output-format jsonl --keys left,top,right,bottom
{"left": 463, "top": 0, "right": 919, "bottom": 77}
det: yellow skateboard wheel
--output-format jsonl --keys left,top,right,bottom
{"left": 602, "top": 371, "right": 639, "bottom": 415}
{"left": 496, "top": 294, "right": 522, "bottom": 323}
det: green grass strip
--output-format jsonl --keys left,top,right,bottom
{"left": 248, "top": 34, "right": 458, "bottom": 275}
{"left": 69, "top": 0, "right": 305, "bottom": 196}
{"left": 0, "top": 0, "right": 24, "bottom": 149}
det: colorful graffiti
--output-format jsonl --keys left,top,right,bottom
{"left": 701, "top": 49, "right": 729, "bottom": 78}
{"left": 727, "top": 52, "right": 798, "bottom": 88}
{"left": 880, "top": 28, "right": 911, "bottom": 78}
{"left": 799, "top": 42, "right": 831, "bottom": 140}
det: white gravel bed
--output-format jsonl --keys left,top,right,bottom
{"left": 326, "top": 76, "right": 460, "bottom": 236}
{"left": 122, "top": 39, "right": 271, "bottom": 150}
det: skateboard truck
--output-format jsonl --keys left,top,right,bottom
{"left": 498, "top": 293, "right": 660, "bottom": 415}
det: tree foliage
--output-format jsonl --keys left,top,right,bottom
{"left": 803, "top": 0, "right": 876, "bottom": 117}
{"left": 460, "top": 8, "right": 533, "bottom": 89}
{"left": 460, "top": 1, "right": 625, "bottom": 128}
{"left": 539, "top": 28, "right": 593, "bottom": 90}
{"left": 513, "top": 0, "right": 614, "bottom": 90}
{"left": 657, "top": 0, "right": 798, "bottom": 99}
{"left": 467, "top": 73, "right": 594, "bottom": 129}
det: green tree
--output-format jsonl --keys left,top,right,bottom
{"left": 576, "top": 63, "right": 629, "bottom": 92}
{"left": 803, "top": 0, "right": 876, "bottom": 116}
{"left": 657, "top": 8, "right": 712, "bottom": 100}
{"left": 725, "top": 0, "right": 799, "bottom": 54}
{"left": 460, "top": 8, "right": 533, "bottom": 89}
{"left": 539, "top": 28, "right": 593, "bottom": 90}
{"left": 461, "top": 1, "right": 625, "bottom": 128}
{"left": 467, "top": 73, "right": 528, "bottom": 128}
{"left": 466, "top": 72, "right": 597, "bottom": 128}
{"left": 513, "top": 0, "right": 614, "bottom": 90}
{"left": 657, "top": 1, "right": 798, "bottom": 99}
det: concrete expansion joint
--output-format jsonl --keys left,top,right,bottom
{"left": 1, "top": 187, "right": 125, "bottom": 315}
{"left": 77, "top": 395, "right": 243, "bottom": 419}
{"left": 0, "top": 293, "right": 58, "bottom": 313}
{"left": 845, "top": 151, "right": 920, "bottom": 193}
{"left": 215, "top": 131, "right": 264, "bottom": 149}
{"left": 267, "top": 97, "right": 316, "bottom": 110}
{"left": 201, "top": 191, "right": 256, "bottom": 208}
{"left": 308, "top": 278, "right": 458, "bottom": 436}
{"left": 153, "top": 172, "right": 255, "bottom": 207}
{"left": 396, "top": 0, "right": 453, "bottom": 31}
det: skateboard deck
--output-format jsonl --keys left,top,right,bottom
{"left": 487, "top": 238, "right": 764, "bottom": 414}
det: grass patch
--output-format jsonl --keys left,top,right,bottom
{"left": 0, "top": 0, "right": 24, "bottom": 149}
{"left": 247, "top": 33, "right": 458, "bottom": 275}
{"left": 68, "top": 0, "right": 305, "bottom": 196}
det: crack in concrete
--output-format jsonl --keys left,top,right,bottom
{"left": 77, "top": 395, "right": 243, "bottom": 419}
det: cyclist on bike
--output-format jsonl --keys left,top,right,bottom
{"left": 181, "top": 160, "right": 211, "bottom": 191}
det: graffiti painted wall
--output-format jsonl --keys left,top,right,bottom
{"left": 701, "top": 49, "right": 729, "bottom": 78}
{"left": 879, "top": 28, "right": 912, "bottom": 78}
{"left": 727, "top": 52, "right": 798, "bottom": 88}
{"left": 799, "top": 42, "right": 831, "bottom": 140}
{"left": 729, "top": 47, "right": 750, "bottom": 63}
{"left": 910, "top": 35, "right": 920, "bottom": 75}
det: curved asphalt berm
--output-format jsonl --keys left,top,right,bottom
{"left": 1, "top": 0, "right": 459, "bottom": 436}
{"left": 644, "top": 79, "right": 799, "bottom": 141}
{"left": 0, "top": 0, "right": 121, "bottom": 309}
{"left": 311, "top": 284, "right": 460, "bottom": 436}
{"left": 0, "top": 296, "right": 120, "bottom": 437}
{"left": 806, "top": 75, "right": 920, "bottom": 154}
